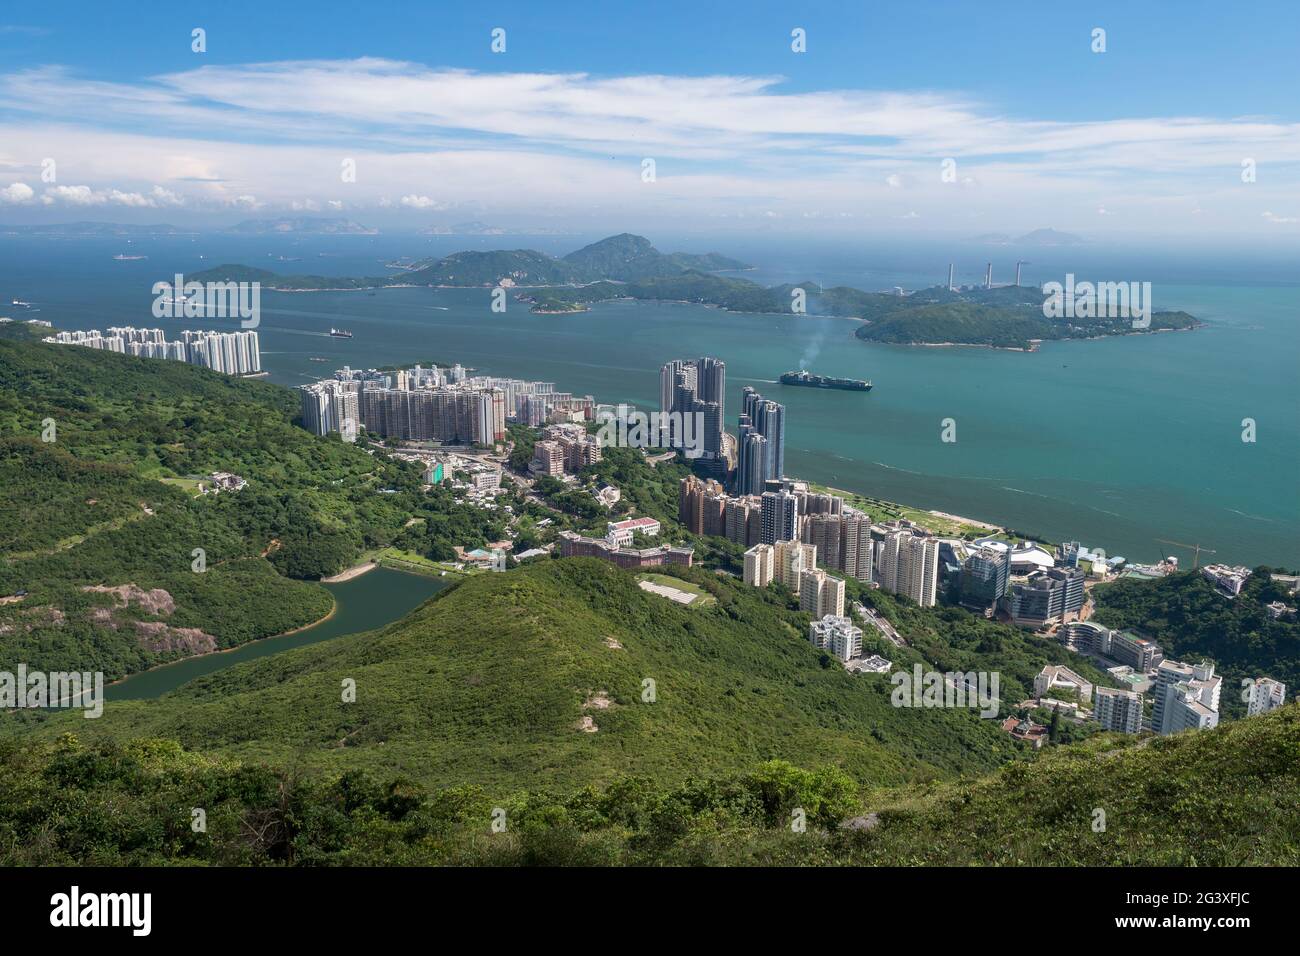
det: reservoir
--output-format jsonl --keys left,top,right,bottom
{"left": 105, "top": 567, "right": 448, "bottom": 701}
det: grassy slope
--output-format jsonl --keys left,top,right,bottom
{"left": 27, "top": 559, "right": 1022, "bottom": 792}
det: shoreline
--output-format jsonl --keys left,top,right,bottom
{"left": 105, "top": 596, "right": 338, "bottom": 689}
{"left": 320, "top": 560, "right": 378, "bottom": 583}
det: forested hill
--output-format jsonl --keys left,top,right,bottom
{"left": 0, "top": 336, "right": 500, "bottom": 681}
{"left": 189, "top": 233, "right": 750, "bottom": 291}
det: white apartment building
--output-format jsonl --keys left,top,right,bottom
{"left": 1151, "top": 660, "right": 1222, "bottom": 735}
{"left": 1093, "top": 686, "right": 1143, "bottom": 734}
{"left": 875, "top": 529, "right": 939, "bottom": 607}
{"left": 809, "top": 614, "right": 862, "bottom": 662}
{"left": 799, "top": 568, "right": 845, "bottom": 619}
{"left": 774, "top": 539, "right": 817, "bottom": 591}
{"left": 743, "top": 543, "right": 774, "bottom": 588}
{"left": 1245, "top": 677, "right": 1288, "bottom": 716}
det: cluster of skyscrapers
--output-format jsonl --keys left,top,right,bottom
{"left": 659, "top": 357, "right": 729, "bottom": 478}
{"left": 44, "top": 327, "right": 262, "bottom": 375}
{"left": 299, "top": 364, "right": 594, "bottom": 446}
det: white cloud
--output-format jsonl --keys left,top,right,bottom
{"left": 1262, "top": 210, "right": 1298, "bottom": 223}
{"left": 0, "top": 181, "right": 34, "bottom": 203}
{"left": 0, "top": 59, "right": 1296, "bottom": 234}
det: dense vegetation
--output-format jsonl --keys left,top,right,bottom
{"left": 1093, "top": 569, "right": 1299, "bottom": 719}
{"left": 5, "top": 704, "right": 1294, "bottom": 865}
{"left": 21, "top": 559, "right": 1027, "bottom": 790}
{"left": 0, "top": 337, "right": 496, "bottom": 680}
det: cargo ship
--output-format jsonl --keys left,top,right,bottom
{"left": 329, "top": 328, "right": 354, "bottom": 338}
{"left": 779, "top": 370, "right": 872, "bottom": 391}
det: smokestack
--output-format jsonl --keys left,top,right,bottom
{"left": 1015, "top": 261, "right": 1022, "bottom": 287}
{"left": 985, "top": 263, "right": 992, "bottom": 289}
{"left": 947, "top": 263, "right": 954, "bottom": 291}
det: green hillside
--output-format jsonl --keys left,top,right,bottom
{"left": 24, "top": 558, "right": 1023, "bottom": 791}
{"left": 5, "top": 699, "right": 1294, "bottom": 866}
{"left": 0, "top": 337, "right": 498, "bottom": 681}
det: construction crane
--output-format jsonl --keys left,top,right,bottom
{"left": 1156, "top": 539, "right": 1217, "bottom": 569}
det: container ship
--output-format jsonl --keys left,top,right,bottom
{"left": 779, "top": 370, "right": 871, "bottom": 391}
{"left": 329, "top": 328, "right": 354, "bottom": 338}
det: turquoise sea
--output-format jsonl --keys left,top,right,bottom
{"left": 3, "top": 233, "right": 1296, "bottom": 569}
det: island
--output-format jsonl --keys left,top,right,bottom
{"left": 191, "top": 232, "right": 1201, "bottom": 350}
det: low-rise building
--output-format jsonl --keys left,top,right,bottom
{"left": 1032, "top": 664, "right": 1094, "bottom": 705}
{"left": 808, "top": 615, "right": 862, "bottom": 662}
{"left": 605, "top": 516, "right": 661, "bottom": 547}
{"left": 1201, "top": 563, "right": 1251, "bottom": 597}
{"left": 558, "top": 531, "right": 693, "bottom": 570}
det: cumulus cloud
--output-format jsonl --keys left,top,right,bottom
{"left": 1262, "top": 210, "right": 1298, "bottom": 223}
{"left": 0, "top": 181, "right": 34, "bottom": 203}
{"left": 399, "top": 194, "right": 440, "bottom": 209}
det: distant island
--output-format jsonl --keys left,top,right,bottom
{"left": 229, "top": 216, "right": 379, "bottom": 235}
{"left": 190, "top": 232, "right": 1200, "bottom": 350}
{"left": 969, "top": 228, "right": 1086, "bottom": 246}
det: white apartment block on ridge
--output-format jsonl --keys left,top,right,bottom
{"left": 1150, "top": 660, "right": 1222, "bottom": 735}
{"left": 743, "top": 543, "right": 774, "bottom": 588}
{"left": 1244, "top": 677, "right": 1288, "bottom": 717}
{"left": 809, "top": 615, "right": 862, "bottom": 662}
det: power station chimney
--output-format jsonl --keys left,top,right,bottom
{"left": 947, "top": 263, "right": 954, "bottom": 291}
{"left": 985, "top": 263, "right": 992, "bottom": 289}
{"left": 1015, "top": 261, "right": 1023, "bottom": 287}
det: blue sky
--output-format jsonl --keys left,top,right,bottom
{"left": 1, "top": 0, "right": 1297, "bottom": 238}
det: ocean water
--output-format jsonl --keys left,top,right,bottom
{"left": 3, "top": 233, "right": 1296, "bottom": 569}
